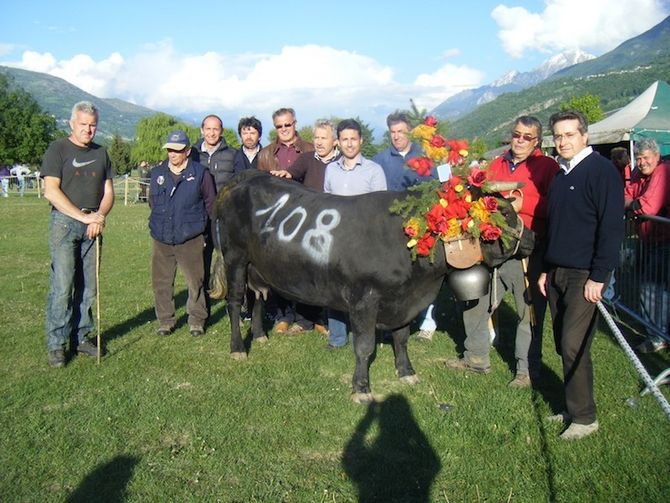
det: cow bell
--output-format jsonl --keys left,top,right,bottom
{"left": 447, "top": 264, "right": 490, "bottom": 301}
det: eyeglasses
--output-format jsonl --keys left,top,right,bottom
{"left": 512, "top": 131, "right": 537, "bottom": 142}
{"left": 552, "top": 131, "right": 580, "bottom": 142}
{"left": 275, "top": 121, "right": 295, "bottom": 130}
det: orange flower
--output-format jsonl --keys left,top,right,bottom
{"left": 416, "top": 232, "right": 436, "bottom": 256}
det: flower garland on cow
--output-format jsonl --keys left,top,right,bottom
{"left": 390, "top": 116, "right": 518, "bottom": 264}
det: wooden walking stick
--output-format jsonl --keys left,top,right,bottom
{"left": 521, "top": 257, "right": 537, "bottom": 329}
{"left": 95, "top": 235, "right": 101, "bottom": 365}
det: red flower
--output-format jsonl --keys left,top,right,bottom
{"left": 467, "top": 168, "right": 487, "bottom": 187}
{"left": 480, "top": 223, "right": 502, "bottom": 241}
{"left": 416, "top": 232, "right": 436, "bottom": 256}
{"left": 407, "top": 156, "right": 434, "bottom": 177}
{"left": 424, "top": 116, "right": 438, "bottom": 127}
{"left": 430, "top": 134, "right": 447, "bottom": 148}
{"left": 482, "top": 196, "right": 498, "bottom": 212}
{"left": 444, "top": 199, "right": 470, "bottom": 219}
{"left": 426, "top": 204, "right": 449, "bottom": 234}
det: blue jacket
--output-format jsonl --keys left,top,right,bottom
{"left": 149, "top": 159, "right": 209, "bottom": 245}
{"left": 372, "top": 142, "right": 436, "bottom": 192}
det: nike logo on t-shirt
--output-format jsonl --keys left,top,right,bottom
{"left": 72, "top": 158, "right": 96, "bottom": 168}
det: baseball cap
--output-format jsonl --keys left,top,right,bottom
{"left": 162, "top": 130, "right": 190, "bottom": 150}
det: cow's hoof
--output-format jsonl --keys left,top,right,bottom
{"left": 254, "top": 335, "right": 269, "bottom": 344}
{"left": 230, "top": 351, "right": 247, "bottom": 361}
{"left": 400, "top": 374, "right": 420, "bottom": 386}
{"left": 351, "top": 392, "right": 375, "bottom": 405}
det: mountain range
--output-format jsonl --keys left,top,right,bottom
{"left": 2, "top": 14, "right": 669, "bottom": 148}
{"left": 431, "top": 50, "right": 594, "bottom": 120}
{"left": 0, "top": 65, "right": 159, "bottom": 140}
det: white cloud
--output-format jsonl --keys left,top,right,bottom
{"left": 492, "top": 0, "right": 668, "bottom": 58}
{"left": 413, "top": 64, "right": 485, "bottom": 110}
{"left": 0, "top": 43, "right": 15, "bottom": 57}
{"left": 3, "top": 42, "right": 437, "bottom": 133}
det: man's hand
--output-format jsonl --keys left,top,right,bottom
{"left": 584, "top": 279, "right": 604, "bottom": 303}
{"left": 537, "top": 272, "right": 548, "bottom": 297}
{"left": 270, "top": 170, "right": 292, "bottom": 179}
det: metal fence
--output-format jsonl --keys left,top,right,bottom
{"left": 608, "top": 214, "right": 670, "bottom": 343}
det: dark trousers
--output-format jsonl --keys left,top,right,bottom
{"left": 547, "top": 267, "right": 603, "bottom": 424}
{"left": 152, "top": 235, "right": 208, "bottom": 328}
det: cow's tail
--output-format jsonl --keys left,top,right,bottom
{"left": 209, "top": 250, "right": 227, "bottom": 300}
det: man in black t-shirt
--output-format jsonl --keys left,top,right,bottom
{"left": 41, "top": 101, "right": 115, "bottom": 368}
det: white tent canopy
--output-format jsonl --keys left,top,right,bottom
{"left": 543, "top": 80, "right": 670, "bottom": 155}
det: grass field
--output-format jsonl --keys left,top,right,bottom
{"left": 1, "top": 195, "right": 669, "bottom": 502}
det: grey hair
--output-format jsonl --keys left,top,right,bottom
{"left": 513, "top": 116, "right": 542, "bottom": 140}
{"left": 272, "top": 107, "right": 295, "bottom": 121}
{"left": 71, "top": 101, "right": 99, "bottom": 121}
{"left": 634, "top": 137, "right": 660, "bottom": 157}
{"left": 313, "top": 119, "right": 337, "bottom": 139}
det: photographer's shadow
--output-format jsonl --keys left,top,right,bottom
{"left": 342, "top": 394, "right": 440, "bottom": 503}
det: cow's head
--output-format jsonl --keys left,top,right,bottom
{"left": 477, "top": 182, "right": 535, "bottom": 268}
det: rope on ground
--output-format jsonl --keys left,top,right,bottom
{"left": 597, "top": 301, "right": 670, "bottom": 421}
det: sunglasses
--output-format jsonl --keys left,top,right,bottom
{"left": 512, "top": 132, "right": 537, "bottom": 142}
{"left": 275, "top": 122, "right": 295, "bottom": 130}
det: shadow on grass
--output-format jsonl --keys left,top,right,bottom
{"left": 66, "top": 454, "right": 139, "bottom": 503}
{"left": 530, "top": 391, "right": 558, "bottom": 503}
{"left": 342, "top": 394, "right": 440, "bottom": 503}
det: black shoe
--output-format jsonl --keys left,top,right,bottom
{"left": 189, "top": 325, "right": 205, "bottom": 337}
{"left": 48, "top": 349, "right": 65, "bottom": 368}
{"left": 156, "top": 325, "right": 173, "bottom": 336}
{"left": 77, "top": 339, "right": 104, "bottom": 357}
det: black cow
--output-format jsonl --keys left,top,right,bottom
{"left": 211, "top": 170, "right": 532, "bottom": 403}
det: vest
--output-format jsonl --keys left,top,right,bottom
{"left": 149, "top": 159, "right": 208, "bottom": 245}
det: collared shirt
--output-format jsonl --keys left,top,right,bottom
{"left": 323, "top": 155, "right": 387, "bottom": 196}
{"left": 200, "top": 140, "right": 221, "bottom": 157}
{"left": 558, "top": 146, "right": 593, "bottom": 174}
{"left": 243, "top": 145, "right": 260, "bottom": 163}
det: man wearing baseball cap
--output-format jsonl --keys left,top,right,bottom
{"left": 148, "top": 130, "right": 216, "bottom": 337}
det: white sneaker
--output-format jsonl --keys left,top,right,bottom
{"left": 560, "top": 420, "right": 599, "bottom": 440}
{"left": 546, "top": 411, "right": 570, "bottom": 423}
{"left": 416, "top": 329, "right": 434, "bottom": 341}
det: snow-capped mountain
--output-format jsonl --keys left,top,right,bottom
{"left": 431, "top": 50, "right": 594, "bottom": 120}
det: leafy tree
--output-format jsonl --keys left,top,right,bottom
{"left": 131, "top": 113, "right": 199, "bottom": 165}
{"left": 560, "top": 94, "right": 605, "bottom": 123}
{"left": 0, "top": 74, "right": 57, "bottom": 166}
{"left": 468, "top": 137, "right": 488, "bottom": 161}
{"left": 108, "top": 133, "right": 132, "bottom": 175}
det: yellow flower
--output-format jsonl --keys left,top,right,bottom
{"left": 470, "top": 199, "right": 490, "bottom": 223}
{"left": 439, "top": 198, "right": 448, "bottom": 208}
{"left": 454, "top": 184, "right": 464, "bottom": 193}
{"left": 464, "top": 194, "right": 472, "bottom": 203}
{"left": 446, "top": 218, "right": 461, "bottom": 239}
{"left": 459, "top": 149, "right": 469, "bottom": 157}
{"left": 411, "top": 124, "right": 435, "bottom": 142}
{"left": 407, "top": 238, "right": 418, "bottom": 248}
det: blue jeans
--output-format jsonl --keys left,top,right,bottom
{"left": 328, "top": 309, "right": 349, "bottom": 347}
{"left": 46, "top": 211, "right": 99, "bottom": 350}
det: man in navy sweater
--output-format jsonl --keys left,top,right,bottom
{"left": 538, "top": 110, "right": 624, "bottom": 440}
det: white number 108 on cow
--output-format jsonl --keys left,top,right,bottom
{"left": 255, "top": 194, "right": 341, "bottom": 264}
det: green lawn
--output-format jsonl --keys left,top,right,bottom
{"left": 1, "top": 196, "right": 668, "bottom": 502}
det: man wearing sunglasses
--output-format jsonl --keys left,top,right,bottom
{"left": 257, "top": 107, "right": 315, "bottom": 334}
{"left": 257, "top": 107, "right": 314, "bottom": 173}
{"left": 447, "top": 116, "right": 559, "bottom": 389}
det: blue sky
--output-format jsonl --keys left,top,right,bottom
{"left": 2, "top": 0, "right": 669, "bottom": 137}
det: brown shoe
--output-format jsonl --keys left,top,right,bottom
{"left": 314, "top": 324, "right": 329, "bottom": 336}
{"left": 273, "top": 321, "right": 290, "bottom": 333}
{"left": 444, "top": 357, "right": 490, "bottom": 374}
{"left": 508, "top": 373, "right": 531, "bottom": 389}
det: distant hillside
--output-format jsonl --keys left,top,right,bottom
{"left": 449, "top": 15, "right": 670, "bottom": 148}
{"left": 431, "top": 50, "right": 593, "bottom": 120}
{"left": 0, "top": 65, "right": 159, "bottom": 139}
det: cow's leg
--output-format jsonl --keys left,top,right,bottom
{"left": 348, "top": 301, "right": 379, "bottom": 404}
{"left": 391, "top": 326, "right": 419, "bottom": 385}
{"left": 226, "top": 259, "right": 248, "bottom": 360}
{"left": 251, "top": 292, "right": 268, "bottom": 343}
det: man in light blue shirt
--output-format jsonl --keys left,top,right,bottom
{"left": 324, "top": 119, "right": 386, "bottom": 196}
{"left": 323, "top": 119, "right": 386, "bottom": 348}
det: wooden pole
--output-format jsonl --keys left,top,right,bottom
{"left": 95, "top": 236, "right": 101, "bottom": 365}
